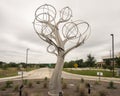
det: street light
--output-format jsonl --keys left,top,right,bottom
{"left": 26, "top": 48, "right": 30, "bottom": 71}
{"left": 110, "top": 34, "right": 115, "bottom": 77}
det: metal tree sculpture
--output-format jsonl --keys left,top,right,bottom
{"left": 33, "top": 4, "right": 90, "bottom": 95}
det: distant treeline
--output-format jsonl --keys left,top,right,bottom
{"left": 1, "top": 54, "right": 120, "bottom": 69}
{"left": 0, "top": 54, "right": 97, "bottom": 69}
{"left": 0, "top": 61, "right": 56, "bottom": 69}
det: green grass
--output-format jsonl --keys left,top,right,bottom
{"left": 0, "top": 67, "right": 38, "bottom": 78}
{"left": 64, "top": 69, "right": 114, "bottom": 77}
{"left": 0, "top": 68, "right": 18, "bottom": 78}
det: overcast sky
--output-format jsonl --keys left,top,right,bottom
{"left": 0, "top": 0, "right": 120, "bottom": 63}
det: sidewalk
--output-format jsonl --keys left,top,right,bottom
{"left": 62, "top": 71, "right": 120, "bottom": 83}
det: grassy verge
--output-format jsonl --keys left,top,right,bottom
{"left": 0, "top": 67, "right": 38, "bottom": 78}
{"left": 64, "top": 69, "right": 116, "bottom": 77}
{"left": 0, "top": 68, "right": 18, "bottom": 78}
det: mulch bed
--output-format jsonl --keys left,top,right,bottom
{"left": 0, "top": 78, "right": 120, "bottom": 96}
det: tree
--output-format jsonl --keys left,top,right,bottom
{"left": 76, "top": 59, "right": 85, "bottom": 67}
{"left": 0, "top": 61, "right": 3, "bottom": 68}
{"left": 115, "top": 57, "right": 120, "bottom": 68}
{"left": 103, "top": 58, "right": 113, "bottom": 70}
{"left": 33, "top": 4, "right": 90, "bottom": 95}
{"left": 85, "top": 54, "right": 96, "bottom": 67}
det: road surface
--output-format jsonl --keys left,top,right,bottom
{"left": 0, "top": 68, "right": 120, "bottom": 83}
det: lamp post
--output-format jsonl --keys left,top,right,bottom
{"left": 110, "top": 34, "right": 115, "bottom": 77}
{"left": 19, "top": 64, "right": 24, "bottom": 96}
{"left": 26, "top": 48, "right": 29, "bottom": 71}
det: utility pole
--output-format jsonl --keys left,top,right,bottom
{"left": 26, "top": 48, "right": 29, "bottom": 71}
{"left": 110, "top": 34, "right": 115, "bottom": 77}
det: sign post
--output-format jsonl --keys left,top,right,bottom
{"left": 97, "top": 72, "right": 103, "bottom": 81}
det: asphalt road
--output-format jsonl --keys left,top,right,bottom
{"left": 0, "top": 68, "right": 120, "bottom": 83}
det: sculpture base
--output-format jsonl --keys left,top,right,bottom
{"left": 48, "top": 91, "right": 63, "bottom": 96}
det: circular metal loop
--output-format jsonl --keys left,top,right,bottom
{"left": 33, "top": 19, "right": 53, "bottom": 40}
{"left": 35, "top": 4, "right": 56, "bottom": 22}
{"left": 60, "top": 7, "right": 72, "bottom": 22}
{"left": 47, "top": 44, "right": 56, "bottom": 53}
{"left": 35, "top": 13, "right": 55, "bottom": 23}
{"left": 62, "top": 22, "right": 78, "bottom": 39}
{"left": 73, "top": 20, "right": 90, "bottom": 41}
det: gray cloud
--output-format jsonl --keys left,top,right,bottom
{"left": 0, "top": 0, "right": 120, "bottom": 63}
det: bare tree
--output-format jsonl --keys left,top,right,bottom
{"left": 33, "top": 4, "right": 90, "bottom": 96}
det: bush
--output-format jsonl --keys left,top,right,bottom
{"left": 23, "top": 91, "right": 29, "bottom": 96}
{"left": 28, "top": 82, "right": 33, "bottom": 88}
{"left": 91, "top": 91, "right": 99, "bottom": 96}
{"left": 62, "top": 82, "right": 67, "bottom": 89}
{"left": 61, "top": 77, "right": 64, "bottom": 83}
{"left": 43, "top": 82, "right": 47, "bottom": 88}
{"left": 79, "top": 87, "right": 87, "bottom": 96}
{"left": 80, "top": 78, "right": 85, "bottom": 83}
{"left": 94, "top": 81, "right": 100, "bottom": 85}
{"left": 23, "top": 79, "right": 28, "bottom": 85}
{"left": 75, "top": 85, "right": 79, "bottom": 92}
{"left": 5, "top": 81, "right": 13, "bottom": 88}
{"left": 36, "top": 81, "right": 40, "bottom": 84}
{"left": 85, "top": 83, "right": 90, "bottom": 88}
{"left": 44, "top": 77, "right": 48, "bottom": 81}
{"left": 0, "top": 86, "right": 6, "bottom": 91}
{"left": 99, "top": 90, "right": 107, "bottom": 96}
{"left": 107, "top": 81, "right": 116, "bottom": 89}
{"left": 13, "top": 84, "right": 19, "bottom": 91}
{"left": 78, "top": 83, "right": 87, "bottom": 96}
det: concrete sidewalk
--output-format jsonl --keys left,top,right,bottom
{"left": 62, "top": 71, "right": 120, "bottom": 83}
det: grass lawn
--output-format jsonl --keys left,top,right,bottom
{"left": 0, "top": 67, "right": 38, "bottom": 78}
{"left": 0, "top": 68, "right": 18, "bottom": 78}
{"left": 64, "top": 69, "right": 115, "bottom": 77}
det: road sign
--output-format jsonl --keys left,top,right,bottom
{"left": 97, "top": 72, "right": 103, "bottom": 81}
{"left": 18, "top": 71, "right": 26, "bottom": 75}
{"left": 97, "top": 72, "right": 103, "bottom": 76}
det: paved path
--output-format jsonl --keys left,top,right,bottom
{"left": 0, "top": 68, "right": 120, "bottom": 83}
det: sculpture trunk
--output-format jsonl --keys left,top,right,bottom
{"left": 48, "top": 52, "right": 64, "bottom": 96}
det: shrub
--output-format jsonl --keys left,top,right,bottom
{"left": 36, "top": 81, "right": 40, "bottom": 84}
{"left": 23, "top": 79, "right": 28, "bottom": 85}
{"left": 5, "top": 81, "right": 13, "bottom": 88}
{"left": 13, "top": 84, "right": 19, "bottom": 91}
{"left": 34, "top": 93, "right": 43, "bottom": 96}
{"left": 44, "top": 77, "right": 48, "bottom": 81}
{"left": 91, "top": 91, "right": 99, "bottom": 96}
{"left": 107, "top": 81, "right": 116, "bottom": 89}
{"left": 0, "top": 86, "right": 6, "bottom": 91}
{"left": 43, "top": 82, "right": 47, "bottom": 88}
{"left": 85, "top": 83, "right": 90, "bottom": 88}
{"left": 80, "top": 78, "right": 85, "bottom": 83}
{"left": 78, "top": 84, "right": 87, "bottom": 96}
{"left": 61, "top": 77, "right": 64, "bottom": 83}
{"left": 75, "top": 85, "right": 79, "bottom": 92}
{"left": 62, "top": 82, "right": 67, "bottom": 89}
{"left": 79, "top": 87, "right": 87, "bottom": 96}
{"left": 99, "top": 90, "right": 107, "bottom": 96}
{"left": 94, "top": 80, "right": 100, "bottom": 85}
{"left": 23, "top": 91, "right": 29, "bottom": 96}
{"left": 28, "top": 82, "right": 33, "bottom": 88}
